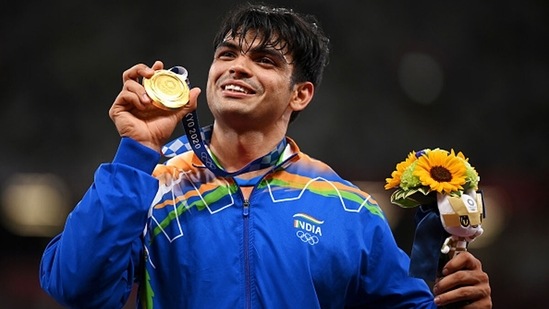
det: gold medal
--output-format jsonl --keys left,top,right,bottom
{"left": 143, "top": 68, "right": 190, "bottom": 110}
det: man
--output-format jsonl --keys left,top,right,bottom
{"left": 40, "top": 3, "right": 491, "bottom": 308}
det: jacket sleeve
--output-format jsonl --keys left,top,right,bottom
{"left": 39, "top": 137, "right": 161, "bottom": 309}
{"left": 355, "top": 217, "right": 438, "bottom": 308}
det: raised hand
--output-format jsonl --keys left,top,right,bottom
{"left": 109, "top": 60, "right": 200, "bottom": 153}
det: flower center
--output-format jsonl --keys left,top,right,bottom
{"left": 430, "top": 166, "right": 452, "bottom": 182}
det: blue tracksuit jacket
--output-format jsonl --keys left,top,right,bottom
{"left": 40, "top": 137, "right": 437, "bottom": 308}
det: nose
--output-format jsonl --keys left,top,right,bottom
{"left": 229, "top": 56, "right": 252, "bottom": 78}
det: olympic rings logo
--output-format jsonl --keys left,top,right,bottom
{"left": 200, "top": 152, "right": 217, "bottom": 170}
{"left": 296, "top": 230, "right": 319, "bottom": 245}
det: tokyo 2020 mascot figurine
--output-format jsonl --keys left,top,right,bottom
{"left": 437, "top": 189, "right": 484, "bottom": 258}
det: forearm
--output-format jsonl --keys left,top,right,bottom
{"left": 360, "top": 221, "right": 438, "bottom": 308}
{"left": 40, "top": 138, "right": 161, "bottom": 308}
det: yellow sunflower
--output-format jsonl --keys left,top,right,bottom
{"left": 384, "top": 151, "right": 417, "bottom": 190}
{"left": 413, "top": 149, "right": 467, "bottom": 194}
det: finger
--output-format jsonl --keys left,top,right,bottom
{"left": 442, "top": 252, "right": 482, "bottom": 276}
{"left": 122, "top": 79, "right": 152, "bottom": 107}
{"left": 434, "top": 284, "right": 492, "bottom": 308}
{"left": 122, "top": 63, "right": 156, "bottom": 83}
{"left": 188, "top": 87, "right": 201, "bottom": 109}
{"left": 112, "top": 81, "right": 154, "bottom": 113}
{"left": 433, "top": 268, "right": 490, "bottom": 308}
{"left": 109, "top": 91, "right": 135, "bottom": 122}
{"left": 151, "top": 60, "right": 164, "bottom": 71}
{"left": 435, "top": 267, "right": 489, "bottom": 293}
{"left": 111, "top": 91, "right": 144, "bottom": 115}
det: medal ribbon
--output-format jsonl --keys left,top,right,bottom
{"left": 161, "top": 67, "right": 287, "bottom": 177}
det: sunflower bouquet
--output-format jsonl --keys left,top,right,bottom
{"left": 385, "top": 148, "right": 485, "bottom": 281}
{"left": 384, "top": 148, "right": 480, "bottom": 208}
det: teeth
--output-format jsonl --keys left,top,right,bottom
{"left": 224, "top": 84, "right": 248, "bottom": 94}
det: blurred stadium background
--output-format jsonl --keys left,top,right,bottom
{"left": 1, "top": 1, "right": 547, "bottom": 308}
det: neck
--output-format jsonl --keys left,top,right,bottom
{"left": 209, "top": 122, "right": 286, "bottom": 173}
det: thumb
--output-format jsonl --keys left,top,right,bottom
{"left": 175, "top": 87, "right": 201, "bottom": 120}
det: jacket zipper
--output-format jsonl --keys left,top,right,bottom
{"left": 243, "top": 199, "right": 251, "bottom": 309}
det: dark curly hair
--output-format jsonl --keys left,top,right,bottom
{"left": 213, "top": 3, "right": 330, "bottom": 122}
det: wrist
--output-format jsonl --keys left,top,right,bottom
{"left": 113, "top": 137, "right": 162, "bottom": 173}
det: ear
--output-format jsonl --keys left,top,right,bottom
{"left": 289, "top": 81, "right": 314, "bottom": 112}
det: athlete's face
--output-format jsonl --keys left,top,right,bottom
{"left": 206, "top": 31, "right": 308, "bottom": 129}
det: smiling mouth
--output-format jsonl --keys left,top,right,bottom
{"left": 222, "top": 84, "right": 255, "bottom": 94}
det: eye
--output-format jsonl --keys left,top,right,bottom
{"left": 216, "top": 49, "right": 237, "bottom": 60}
{"left": 256, "top": 56, "right": 276, "bottom": 66}
{"left": 220, "top": 51, "right": 236, "bottom": 59}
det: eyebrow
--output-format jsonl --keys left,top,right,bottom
{"left": 216, "top": 41, "right": 290, "bottom": 64}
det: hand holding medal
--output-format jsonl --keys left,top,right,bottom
{"left": 110, "top": 62, "right": 199, "bottom": 153}
{"left": 142, "top": 66, "right": 191, "bottom": 110}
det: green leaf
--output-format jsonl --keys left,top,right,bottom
{"left": 389, "top": 188, "right": 436, "bottom": 208}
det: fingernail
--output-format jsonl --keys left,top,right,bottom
{"left": 442, "top": 268, "right": 449, "bottom": 276}
{"left": 434, "top": 296, "right": 441, "bottom": 305}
